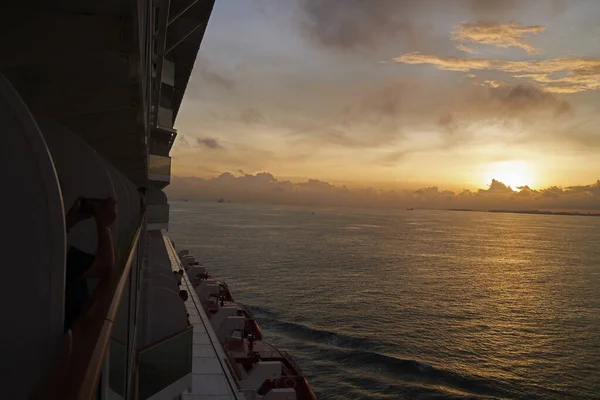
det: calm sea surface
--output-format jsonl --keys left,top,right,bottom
{"left": 168, "top": 201, "right": 600, "bottom": 400}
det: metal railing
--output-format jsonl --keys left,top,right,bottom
{"left": 108, "top": 337, "right": 128, "bottom": 397}
{"left": 147, "top": 204, "right": 170, "bottom": 224}
{"left": 36, "top": 218, "right": 144, "bottom": 400}
{"left": 222, "top": 344, "right": 244, "bottom": 381}
{"left": 148, "top": 154, "right": 171, "bottom": 177}
{"left": 247, "top": 346, "right": 304, "bottom": 375}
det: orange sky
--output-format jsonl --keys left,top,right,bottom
{"left": 172, "top": 0, "right": 600, "bottom": 191}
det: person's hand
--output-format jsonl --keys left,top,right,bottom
{"left": 93, "top": 197, "right": 117, "bottom": 229}
{"left": 66, "top": 196, "right": 89, "bottom": 230}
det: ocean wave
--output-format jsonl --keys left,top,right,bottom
{"left": 243, "top": 304, "right": 513, "bottom": 398}
{"left": 244, "top": 305, "right": 509, "bottom": 399}
{"left": 244, "top": 305, "right": 381, "bottom": 348}
{"left": 325, "top": 348, "right": 509, "bottom": 399}
{"left": 243, "top": 304, "right": 280, "bottom": 319}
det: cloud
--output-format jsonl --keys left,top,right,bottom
{"left": 484, "top": 179, "right": 514, "bottom": 193}
{"left": 167, "top": 171, "right": 600, "bottom": 211}
{"left": 457, "top": 44, "right": 479, "bottom": 54}
{"left": 196, "top": 137, "right": 223, "bottom": 149}
{"left": 471, "top": 83, "right": 571, "bottom": 116}
{"left": 240, "top": 108, "right": 266, "bottom": 124}
{"left": 429, "top": 83, "right": 572, "bottom": 152}
{"left": 296, "top": 0, "right": 549, "bottom": 53}
{"left": 197, "top": 60, "right": 235, "bottom": 92}
{"left": 393, "top": 53, "right": 600, "bottom": 93}
{"left": 436, "top": 83, "right": 571, "bottom": 130}
{"left": 297, "top": 0, "right": 418, "bottom": 52}
{"left": 374, "top": 82, "right": 574, "bottom": 166}
{"left": 270, "top": 79, "right": 425, "bottom": 150}
{"left": 452, "top": 21, "right": 546, "bottom": 54}
{"left": 466, "top": 0, "right": 520, "bottom": 14}
{"left": 340, "top": 80, "right": 413, "bottom": 135}
{"left": 174, "top": 134, "right": 191, "bottom": 148}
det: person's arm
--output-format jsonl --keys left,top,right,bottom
{"left": 65, "top": 197, "right": 89, "bottom": 232}
{"left": 84, "top": 198, "right": 116, "bottom": 278}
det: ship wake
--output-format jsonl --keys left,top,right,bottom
{"left": 244, "top": 304, "right": 512, "bottom": 400}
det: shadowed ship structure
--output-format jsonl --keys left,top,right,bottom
{"left": 0, "top": 1, "right": 314, "bottom": 399}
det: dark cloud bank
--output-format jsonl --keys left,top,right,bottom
{"left": 297, "top": 0, "right": 562, "bottom": 53}
{"left": 167, "top": 172, "right": 600, "bottom": 211}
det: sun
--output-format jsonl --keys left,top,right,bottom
{"left": 483, "top": 161, "right": 535, "bottom": 189}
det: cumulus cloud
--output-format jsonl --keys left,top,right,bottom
{"left": 452, "top": 21, "right": 546, "bottom": 54}
{"left": 484, "top": 179, "right": 514, "bottom": 193}
{"left": 167, "top": 172, "right": 600, "bottom": 211}
{"left": 196, "top": 137, "right": 223, "bottom": 149}
{"left": 393, "top": 53, "right": 600, "bottom": 93}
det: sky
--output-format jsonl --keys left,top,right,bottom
{"left": 170, "top": 0, "right": 600, "bottom": 208}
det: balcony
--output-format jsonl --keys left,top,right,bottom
{"left": 162, "top": 59, "right": 175, "bottom": 87}
{"left": 108, "top": 339, "right": 127, "bottom": 397}
{"left": 157, "top": 106, "right": 173, "bottom": 129}
{"left": 148, "top": 154, "right": 171, "bottom": 187}
{"left": 150, "top": 126, "right": 177, "bottom": 157}
{"left": 136, "top": 326, "right": 193, "bottom": 400}
{"left": 146, "top": 204, "right": 169, "bottom": 231}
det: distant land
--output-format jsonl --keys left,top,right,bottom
{"left": 449, "top": 209, "right": 600, "bottom": 217}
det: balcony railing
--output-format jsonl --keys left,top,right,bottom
{"left": 36, "top": 217, "right": 143, "bottom": 400}
{"left": 157, "top": 106, "right": 173, "bottom": 128}
{"left": 109, "top": 338, "right": 127, "bottom": 397}
{"left": 148, "top": 154, "right": 171, "bottom": 185}
{"left": 149, "top": 127, "right": 177, "bottom": 156}
{"left": 162, "top": 59, "right": 175, "bottom": 87}
{"left": 147, "top": 204, "right": 169, "bottom": 230}
{"left": 135, "top": 326, "right": 193, "bottom": 400}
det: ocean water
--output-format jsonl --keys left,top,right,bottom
{"left": 168, "top": 200, "right": 600, "bottom": 400}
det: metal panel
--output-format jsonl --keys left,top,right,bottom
{"left": 147, "top": 204, "right": 170, "bottom": 225}
{"left": 158, "top": 106, "right": 173, "bottom": 128}
{"left": 162, "top": 59, "right": 175, "bottom": 87}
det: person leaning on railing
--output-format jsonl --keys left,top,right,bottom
{"left": 64, "top": 197, "right": 117, "bottom": 331}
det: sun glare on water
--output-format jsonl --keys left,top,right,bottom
{"left": 483, "top": 161, "right": 535, "bottom": 189}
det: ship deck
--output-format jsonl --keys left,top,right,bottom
{"left": 164, "top": 235, "right": 245, "bottom": 400}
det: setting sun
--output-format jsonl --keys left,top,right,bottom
{"left": 483, "top": 161, "right": 535, "bottom": 189}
